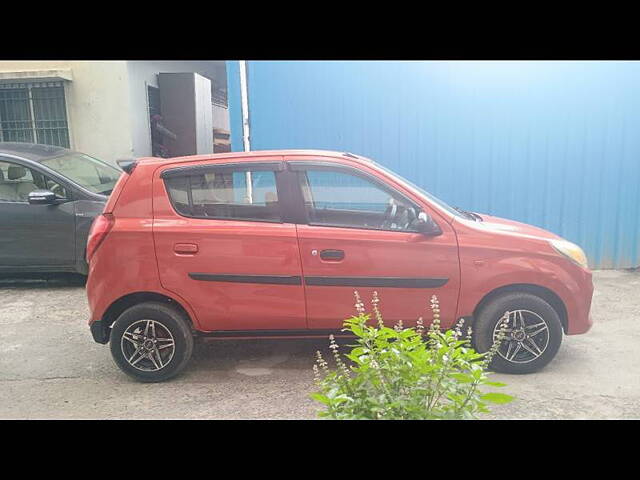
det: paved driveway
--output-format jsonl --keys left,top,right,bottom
{"left": 0, "top": 270, "right": 638, "bottom": 419}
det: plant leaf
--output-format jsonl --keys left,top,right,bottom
{"left": 480, "top": 392, "right": 515, "bottom": 404}
{"left": 450, "top": 373, "right": 475, "bottom": 383}
{"left": 310, "top": 393, "right": 331, "bottom": 405}
{"left": 484, "top": 381, "right": 507, "bottom": 387}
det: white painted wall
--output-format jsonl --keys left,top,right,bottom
{"left": 0, "top": 61, "right": 134, "bottom": 166}
{"left": 65, "top": 61, "right": 134, "bottom": 165}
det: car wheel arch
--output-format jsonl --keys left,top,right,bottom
{"left": 471, "top": 283, "right": 568, "bottom": 334}
{"left": 99, "top": 291, "right": 195, "bottom": 343}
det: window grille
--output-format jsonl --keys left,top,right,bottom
{"left": 212, "top": 86, "right": 228, "bottom": 107}
{"left": 0, "top": 81, "right": 70, "bottom": 148}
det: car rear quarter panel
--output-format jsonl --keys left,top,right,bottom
{"left": 86, "top": 162, "right": 200, "bottom": 329}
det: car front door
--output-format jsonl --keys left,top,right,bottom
{"left": 152, "top": 157, "right": 307, "bottom": 332}
{"left": 288, "top": 157, "right": 461, "bottom": 330}
{"left": 0, "top": 158, "right": 76, "bottom": 269}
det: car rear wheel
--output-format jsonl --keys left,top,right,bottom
{"left": 109, "top": 302, "right": 194, "bottom": 382}
{"left": 472, "top": 292, "right": 563, "bottom": 374}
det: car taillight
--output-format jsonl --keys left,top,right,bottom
{"left": 86, "top": 213, "right": 115, "bottom": 262}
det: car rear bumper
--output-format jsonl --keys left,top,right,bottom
{"left": 90, "top": 320, "right": 109, "bottom": 344}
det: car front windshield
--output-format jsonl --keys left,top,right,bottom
{"left": 369, "top": 160, "right": 463, "bottom": 218}
{"left": 40, "top": 153, "right": 122, "bottom": 195}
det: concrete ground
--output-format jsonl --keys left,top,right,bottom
{"left": 0, "top": 270, "right": 638, "bottom": 419}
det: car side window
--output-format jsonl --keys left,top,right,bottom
{"left": 0, "top": 160, "right": 39, "bottom": 203}
{"left": 299, "top": 168, "right": 420, "bottom": 231}
{"left": 164, "top": 167, "right": 281, "bottom": 222}
{"left": 0, "top": 160, "right": 69, "bottom": 203}
{"left": 42, "top": 176, "right": 68, "bottom": 199}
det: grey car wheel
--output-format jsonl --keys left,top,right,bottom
{"left": 109, "top": 302, "right": 194, "bottom": 382}
{"left": 473, "top": 292, "right": 563, "bottom": 374}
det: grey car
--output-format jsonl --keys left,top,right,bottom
{"left": 0, "top": 143, "right": 122, "bottom": 275}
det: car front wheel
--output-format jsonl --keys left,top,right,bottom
{"left": 472, "top": 292, "right": 563, "bottom": 374}
{"left": 109, "top": 302, "right": 194, "bottom": 382}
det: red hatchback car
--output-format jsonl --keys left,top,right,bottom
{"left": 86, "top": 150, "right": 593, "bottom": 382}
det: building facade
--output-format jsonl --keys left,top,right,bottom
{"left": 0, "top": 61, "right": 229, "bottom": 165}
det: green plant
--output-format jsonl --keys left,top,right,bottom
{"left": 311, "top": 292, "right": 514, "bottom": 419}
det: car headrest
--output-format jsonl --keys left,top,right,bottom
{"left": 7, "top": 166, "right": 26, "bottom": 180}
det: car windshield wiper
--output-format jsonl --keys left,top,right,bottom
{"left": 453, "top": 206, "right": 482, "bottom": 221}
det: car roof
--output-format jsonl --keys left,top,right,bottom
{"left": 136, "top": 149, "right": 370, "bottom": 166}
{"left": 0, "top": 142, "right": 72, "bottom": 162}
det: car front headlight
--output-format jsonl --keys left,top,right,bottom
{"left": 549, "top": 239, "right": 589, "bottom": 269}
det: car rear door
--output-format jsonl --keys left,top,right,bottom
{"left": 152, "top": 157, "right": 307, "bottom": 332}
{"left": 287, "top": 156, "right": 461, "bottom": 330}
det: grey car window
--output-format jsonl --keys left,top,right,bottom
{"left": 165, "top": 169, "right": 281, "bottom": 222}
{"left": 300, "top": 169, "right": 419, "bottom": 231}
{"left": 39, "top": 153, "right": 120, "bottom": 195}
{"left": 0, "top": 160, "right": 68, "bottom": 202}
{"left": 0, "top": 160, "right": 38, "bottom": 202}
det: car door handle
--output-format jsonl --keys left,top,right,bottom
{"left": 319, "top": 249, "right": 345, "bottom": 261}
{"left": 174, "top": 243, "right": 198, "bottom": 255}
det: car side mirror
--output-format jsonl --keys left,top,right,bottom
{"left": 28, "top": 190, "right": 58, "bottom": 205}
{"left": 414, "top": 211, "right": 442, "bottom": 236}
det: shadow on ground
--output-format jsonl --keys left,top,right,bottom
{"left": 0, "top": 273, "right": 87, "bottom": 288}
{"left": 186, "top": 336, "right": 343, "bottom": 379}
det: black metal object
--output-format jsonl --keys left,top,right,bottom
{"left": 0, "top": 83, "right": 70, "bottom": 148}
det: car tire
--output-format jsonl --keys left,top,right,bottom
{"left": 472, "top": 292, "right": 563, "bottom": 374}
{"left": 109, "top": 302, "right": 194, "bottom": 382}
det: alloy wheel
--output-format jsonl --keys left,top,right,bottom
{"left": 492, "top": 310, "right": 550, "bottom": 364}
{"left": 120, "top": 319, "right": 176, "bottom": 372}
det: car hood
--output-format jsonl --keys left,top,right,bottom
{"left": 470, "top": 213, "right": 563, "bottom": 241}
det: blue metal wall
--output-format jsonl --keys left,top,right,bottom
{"left": 227, "top": 61, "right": 640, "bottom": 269}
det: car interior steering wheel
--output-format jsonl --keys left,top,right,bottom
{"left": 52, "top": 184, "right": 65, "bottom": 198}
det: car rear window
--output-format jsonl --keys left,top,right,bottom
{"left": 164, "top": 169, "right": 281, "bottom": 222}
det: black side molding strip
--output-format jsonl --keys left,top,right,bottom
{"left": 189, "top": 273, "right": 302, "bottom": 285}
{"left": 189, "top": 273, "right": 448, "bottom": 288}
{"left": 304, "top": 276, "right": 449, "bottom": 288}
